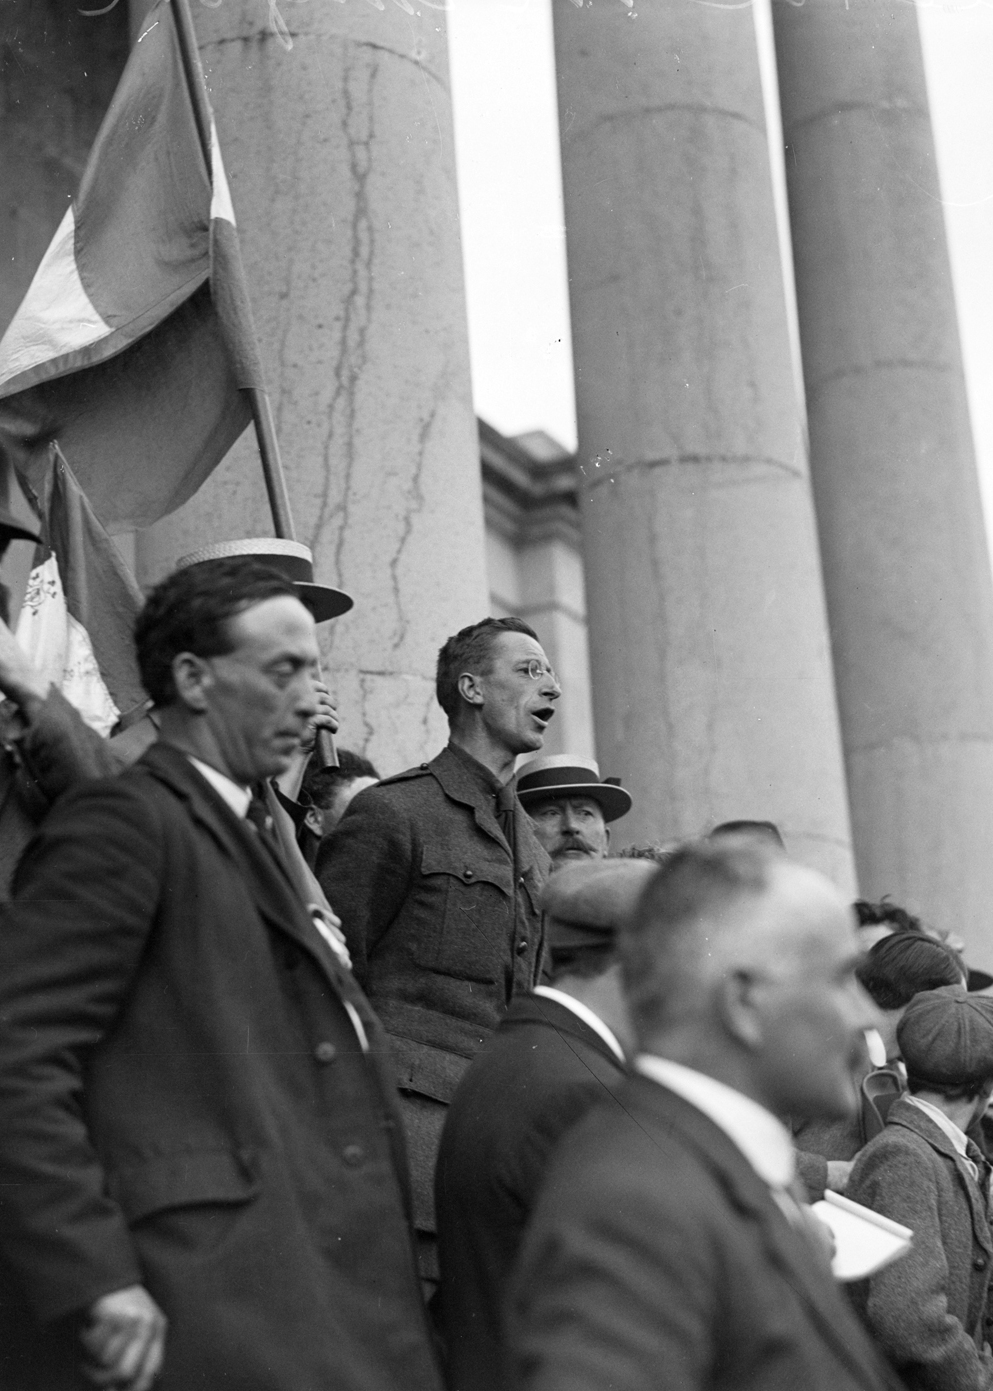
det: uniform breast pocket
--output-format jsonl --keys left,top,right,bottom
{"left": 416, "top": 850, "right": 513, "bottom": 984}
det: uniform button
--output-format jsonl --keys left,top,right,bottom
{"left": 420, "top": 763, "right": 429, "bottom": 770}
{"left": 342, "top": 1144, "right": 365, "bottom": 1167}
{"left": 314, "top": 1041, "right": 338, "bottom": 1063}
{"left": 516, "top": 939, "right": 528, "bottom": 955}
{"left": 519, "top": 875, "right": 525, "bottom": 885}
{"left": 463, "top": 868, "right": 474, "bottom": 880}
{"left": 975, "top": 1257, "right": 988, "bottom": 1271}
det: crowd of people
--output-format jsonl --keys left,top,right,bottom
{"left": 0, "top": 519, "right": 992, "bottom": 1391}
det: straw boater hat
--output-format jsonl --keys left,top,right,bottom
{"left": 176, "top": 538, "right": 352, "bottom": 623}
{"left": 515, "top": 754, "right": 632, "bottom": 823}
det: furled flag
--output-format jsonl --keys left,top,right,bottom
{"left": 0, "top": 0, "right": 262, "bottom": 533}
{"left": 15, "top": 446, "right": 147, "bottom": 735}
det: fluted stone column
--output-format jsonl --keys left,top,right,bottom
{"left": 773, "top": 0, "right": 993, "bottom": 950}
{"left": 133, "top": 0, "right": 488, "bottom": 772}
{"left": 552, "top": 0, "right": 855, "bottom": 885}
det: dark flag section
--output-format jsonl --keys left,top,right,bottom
{"left": 0, "top": 0, "right": 257, "bottom": 533}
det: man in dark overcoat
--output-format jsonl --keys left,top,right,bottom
{"left": 317, "top": 615, "right": 558, "bottom": 1284}
{"left": 847, "top": 985, "right": 993, "bottom": 1390}
{"left": 0, "top": 558, "right": 441, "bottom": 1391}
{"left": 508, "top": 837, "right": 901, "bottom": 1391}
{"left": 435, "top": 858, "right": 648, "bottom": 1391}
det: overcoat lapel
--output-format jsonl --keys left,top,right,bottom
{"left": 888, "top": 1101, "right": 993, "bottom": 1258}
{"left": 637, "top": 1079, "right": 894, "bottom": 1391}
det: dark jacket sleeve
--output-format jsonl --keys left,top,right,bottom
{"left": 15, "top": 688, "right": 133, "bottom": 803}
{"left": 0, "top": 780, "right": 165, "bottom": 1322}
{"left": 315, "top": 787, "right": 414, "bottom": 981}
{"left": 848, "top": 1141, "right": 993, "bottom": 1390}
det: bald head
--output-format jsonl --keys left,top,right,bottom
{"left": 622, "top": 838, "right": 876, "bottom": 1120}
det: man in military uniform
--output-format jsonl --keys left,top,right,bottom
{"left": 317, "top": 616, "right": 559, "bottom": 1286}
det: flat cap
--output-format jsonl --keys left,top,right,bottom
{"left": 541, "top": 858, "right": 657, "bottom": 952}
{"left": 898, "top": 984, "right": 993, "bottom": 1087}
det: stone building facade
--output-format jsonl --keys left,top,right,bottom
{"left": 3, "top": 0, "right": 993, "bottom": 951}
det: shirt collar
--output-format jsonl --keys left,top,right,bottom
{"left": 905, "top": 1095, "right": 971, "bottom": 1159}
{"left": 187, "top": 756, "right": 252, "bottom": 820}
{"left": 635, "top": 1054, "right": 796, "bottom": 1190}
{"left": 533, "top": 985, "right": 627, "bottom": 1064}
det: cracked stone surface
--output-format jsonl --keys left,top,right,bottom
{"left": 135, "top": 0, "right": 488, "bottom": 772}
{"left": 553, "top": 0, "right": 855, "bottom": 889}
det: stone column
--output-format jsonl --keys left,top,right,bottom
{"left": 133, "top": 0, "right": 489, "bottom": 773}
{"left": 552, "top": 0, "right": 855, "bottom": 885}
{"left": 773, "top": 0, "right": 993, "bottom": 950}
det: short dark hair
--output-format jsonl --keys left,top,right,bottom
{"left": 854, "top": 898, "right": 924, "bottom": 933}
{"left": 621, "top": 837, "right": 775, "bottom": 1038}
{"left": 906, "top": 1075, "right": 989, "bottom": 1103}
{"left": 435, "top": 616, "right": 538, "bottom": 720}
{"left": 856, "top": 932, "right": 963, "bottom": 1011}
{"left": 710, "top": 820, "right": 785, "bottom": 850}
{"left": 302, "top": 749, "right": 379, "bottom": 810}
{"left": 135, "top": 558, "right": 298, "bottom": 707}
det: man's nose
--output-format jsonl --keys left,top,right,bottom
{"left": 542, "top": 671, "right": 562, "bottom": 701}
{"left": 295, "top": 672, "right": 320, "bottom": 719}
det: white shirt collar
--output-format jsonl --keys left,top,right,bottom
{"left": 187, "top": 757, "right": 252, "bottom": 820}
{"left": 533, "top": 985, "right": 626, "bottom": 1064}
{"left": 905, "top": 1095, "right": 971, "bottom": 1160}
{"left": 635, "top": 1054, "right": 796, "bottom": 1190}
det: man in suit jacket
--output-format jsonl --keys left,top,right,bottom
{"left": 317, "top": 616, "right": 558, "bottom": 1284}
{"left": 436, "top": 858, "right": 651, "bottom": 1391}
{"left": 508, "top": 836, "right": 900, "bottom": 1391}
{"left": 847, "top": 985, "right": 993, "bottom": 1390}
{"left": 0, "top": 558, "right": 441, "bottom": 1391}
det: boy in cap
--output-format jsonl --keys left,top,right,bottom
{"left": 847, "top": 984, "right": 993, "bottom": 1390}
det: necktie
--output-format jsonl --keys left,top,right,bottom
{"left": 966, "top": 1139, "right": 991, "bottom": 1195}
{"left": 246, "top": 792, "right": 281, "bottom": 854}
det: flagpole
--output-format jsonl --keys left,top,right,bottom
{"left": 170, "top": 0, "right": 295, "bottom": 544}
{"left": 171, "top": 0, "right": 338, "bottom": 769}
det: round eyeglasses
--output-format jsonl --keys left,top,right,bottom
{"left": 520, "top": 659, "right": 558, "bottom": 683}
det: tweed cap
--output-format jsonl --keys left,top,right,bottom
{"left": 541, "top": 858, "right": 657, "bottom": 951}
{"left": 897, "top": 984, "right": 993, "bottom": 1087}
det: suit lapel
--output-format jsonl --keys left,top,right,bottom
{"left": 888, "top": 1101, "right": 993, "bottom": 1257}
{"left": 636, "top": 1079, "right": 892, "bottom": 1391}
{"left": 138, "top": 744, "right": 342, "bottom": 985}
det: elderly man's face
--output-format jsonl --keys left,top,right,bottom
{"left": 196, "top": 595, "right": 320, "bottom": 785}
{"left": 528, "top": 795, "right": 609, "bottom": 869}
{"left": 743, "top": 868, "right": 879, "bottom": 1121}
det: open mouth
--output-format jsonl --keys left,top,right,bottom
{"left": 532, "top": 706, "right": 555, "bottom": 729}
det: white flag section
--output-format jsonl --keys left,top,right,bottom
{"left": 15, "top": 555, "right": 121, "bottom": 737}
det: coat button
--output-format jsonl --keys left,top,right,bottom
{"left": 463, "top": 869, "right": 474, "bottom": 880}
{"left": 314, "top": 1041, "right": 338, "bottom": 1063}
{"left": 975, "top": 1257, "right": 988, "bottom": 1271}
{"left": 516, "top": 939, "right": 528, "bottom": 955}
{"left": 342, "top": 1144, "right": 365, "bottom": 1167}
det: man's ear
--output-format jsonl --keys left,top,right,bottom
{"left": 171, "top": 652, "right": 212, "bottom": 713}
{"left": 457, "top": 671, "right": 485, "bottom": 708}
{"left": 717, "top": 970, "right": 764, "bottom": 1050}
{"left": 304, "top": 806, "right": 324, "bottom": 838}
